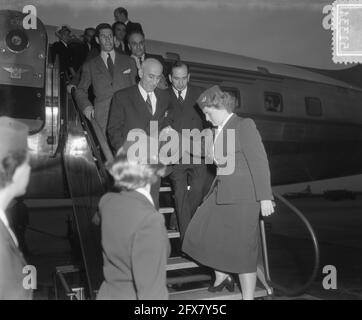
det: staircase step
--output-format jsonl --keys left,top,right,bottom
{"left": 160, "top": 186, "right": 190, "bottom": 192}
{"left": 167, "top": 257, "right": 199, "bottom": 271}
{"left": 159, "top": 207, "right": 174, "bottom": 214}
{"left": 167, "top": 274, "right": 211, "bottom": 285}
{"left": 168, "top": 231, "right": 180, "bottom": 239}
{"left": 170, "top": 286, "right": 269, "bottom": 300}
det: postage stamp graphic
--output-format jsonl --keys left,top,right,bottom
{"left": 332, "top": 0, "right": 362, "bottom": 63}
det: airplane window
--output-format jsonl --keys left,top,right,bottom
{"left": 305, "top": 97, "right": 322, "bottom": 116}
{"left": 264, "top": 92, "right": 283, "bottom": 112}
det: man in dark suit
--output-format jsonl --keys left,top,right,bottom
{"left": 127, "top": 31, "right": 169, "bottom": 89}
{"left": 107, "top": 58, "right": 172, "bottom": 208}
{"left": 114, "top": 7, "right": 143, "bottom": 55}
{"left": 50, "top": 25, "right": 75, "bottom": 80}
{"left": 74, "top": 23, "right": 137, "bottom": 134}
{"left": 81, "top": 27, "right": 99, "bottom": 61}
{"left": 112, "top": 22, "right": 127, "bottom": 55}
{"left": 167, "top": 61, "right": 213, "bottom": 239}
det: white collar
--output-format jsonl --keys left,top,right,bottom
{"left": 0, "top": 208, "right": 18, "bottom": 247}
{"left": 60, "top": 40, "right": 68, "bottom": 47}
{"left": 172, "top": 86, "right": 187, "bottom": 100}
{"left": 101, "top": 50, "right": 115, "bottom": 63}
{"left": 218, "top": 113, "right": 234, "bottom": 130}
{"left": 135, "top": 187, "right": 154, "bottom": 207}
{"left": 138, "top": 83, "right": 154, "bottom": 99}
{"left": 132, "top": 54, "right": 145, "bottom": 61}
{"left": 124, "top": 20, "right": 129, "bottom": 26}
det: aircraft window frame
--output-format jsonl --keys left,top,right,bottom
{"left": 305, "top": 97, "right": 322, "bottom": 117}
{"left": 264, "top": 92, "right": 283, "bottom": 113}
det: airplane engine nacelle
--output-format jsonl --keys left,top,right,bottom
{"left": 0, "top": 10, "right": 47, "bottom": 132}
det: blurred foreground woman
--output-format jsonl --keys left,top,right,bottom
{"left": 182, "top": 86, "right": 275, "bottom": 300}
{"left": 0, "top": 117, "right": 32, "bottom": 300}
{"left": 97, "top": 139, "right": 170, "bottom": 300}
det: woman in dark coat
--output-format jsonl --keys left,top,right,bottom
{"left": 182, "top": 86, "right": 275, "bottom": 300}
{"left": 97, "top": 140, "right": 170, "bottom": 300}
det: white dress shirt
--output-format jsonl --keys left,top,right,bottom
{"left": 131, "top": 54, "right": 145, "bottom": 70}
{"left": 100, "top": 50, "right": 115, "bottom": 68}
{"left": 172, "top": 87, "right": 187, "bottom": 101}
{"left": 135, "top": 187, "right": 154, "bottom": 207}
{"left": 0, "top": 208, "right": 18, "bottom": 247}
{"left": 138, "top": 83, "right": 156, "bottom": 115}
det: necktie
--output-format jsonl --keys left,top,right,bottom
{"left": 178, "top": 90, "right": 184, "bottom": 104}
{"left": 146, "top": 93, "right": 153, "bottom": 115}
{"left": 107, "top": 53, "right": 114, "bottom": 78}
{"left": 138, "top": 57, "right": 142, "bottom": 69}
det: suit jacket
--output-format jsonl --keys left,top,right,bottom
{"left": 74, "top": 52, "right": 137, "bottom": 112}
{"left": 168, "top": 85, "right": 209, "bottom": 162}
{"left": 96, "top": 191, "right": 169, "bottom": 300}
{"left": 50, "top": 41, "right": 73, "bottom": 76}
{"left": 107, "top": 85, "right": 172, "bottom": 152}
{"left": 0, "top": 220, "right": 32, "bottom": 300}
{"left": 168, "top": 85, "right": 206, "bottom": 133}
{"left": 212, "top": 114, "right": 273, "bottom": 203}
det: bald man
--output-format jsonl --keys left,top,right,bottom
{"left": 107, "top": 58, "right": 172, "bottom": 208}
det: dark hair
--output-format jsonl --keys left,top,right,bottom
{"left": 112, "top": 21, "right": 126, "bottom": 35}
{"left": 114, "top": 7, "right": 128, "bottom": 18}
{"left": 0, "top": 149, "right": 27, "bottom": 189}
{"left": 127, "top": 30, "right": 145, "bottom": 42}
{"left": 170, "top": 60, "right": 189, "bottom": 75}
{"left": 84, "top": 27, "right": 95, "bottom": 35}
{"left": 95, "top": 23, "right": 112, "bottom": 38}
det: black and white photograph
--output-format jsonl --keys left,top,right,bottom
{"left": 0, "top": 0, "right": 362, "bottom": 303}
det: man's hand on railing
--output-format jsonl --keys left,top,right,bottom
{"left": 83, "top": 105, "right": 95, "bottom": 120}
{"left": 67, "top": 84, "right": 76, "bottom": 95}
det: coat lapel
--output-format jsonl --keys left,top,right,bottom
{"left": 94, "top": 55, "right": 112, "bottom": 81}
{"left": 153, "top": 89, "right": 165, "bottom": 119}
{"left": 133, "top": 86, "right": 153, "bottom": 119}
{"left": 214, "top": 114, "right": 238, "bottom": 161}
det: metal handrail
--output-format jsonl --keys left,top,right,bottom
{"left": 261, "top": 190, "right": 320, "bottom": 297}
{"left": 69, "top": 89, "right": 114, "bottom": 164}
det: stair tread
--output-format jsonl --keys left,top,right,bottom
{"left": 168, "top": 231, "right": 180, "bottom": 239}
{"left": 159, "top": 207, "right": 174, "bottom": 214}
{"left": 167, "top": 256, "right": 199, "bottom": 271}
{"left": 170, "top": 286, "right": 268, "bottom": 300}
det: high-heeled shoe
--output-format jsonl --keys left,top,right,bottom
{"left": 208, "top": 276, "right": 235, "bottom": 292}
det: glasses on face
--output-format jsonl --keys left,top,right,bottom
{"left": 130, "top": 41, "right": 145, "bottom": 47}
